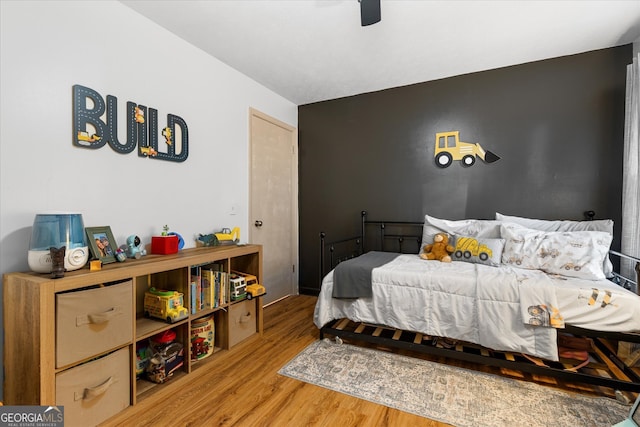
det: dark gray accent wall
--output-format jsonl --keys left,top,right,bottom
{"left": 298, "top": 45, "right": 632, "bottom": 294}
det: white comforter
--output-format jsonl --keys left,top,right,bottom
{"left": 313, "top": 254, "right": 640, "bottom": 361}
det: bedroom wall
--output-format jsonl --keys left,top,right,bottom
{"left": 298, "top": 45, "right": 632, "bottom": 294}
{"left": 0, "top": 0, "right": 297, "bottom": 399}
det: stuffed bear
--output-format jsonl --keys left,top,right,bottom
{"left": 420, "top": 232, "right": 454, "bottom": 262}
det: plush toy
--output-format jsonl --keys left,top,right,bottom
{"left": 420, "top": 232, "right": 454, "bottom": 262}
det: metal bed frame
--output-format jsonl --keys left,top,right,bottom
{"left": 318, "top": 210, "right": 640, "bottom": 395}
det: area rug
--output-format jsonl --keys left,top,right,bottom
{"left": 278, "top": 339, "right": 629, "bottom": 427}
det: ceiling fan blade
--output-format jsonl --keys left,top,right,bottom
{"left": 360, "top": 0, "right": 381, "bottom": 26}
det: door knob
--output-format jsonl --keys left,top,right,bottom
{"left": 254, "top": 220, "right": 263, "bottom": 227}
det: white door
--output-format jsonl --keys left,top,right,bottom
{"left": 249, "top": 108, "right": 298, "bottom": 305}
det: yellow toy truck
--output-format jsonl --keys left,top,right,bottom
{"left": 214, "top": 227, "right": 240, "bottom": 245}
{"left": 231, "top": 270, "right": 265, "bottom": 300}
{"left": 144, "top": 287, "right": 189, "bottom": 323}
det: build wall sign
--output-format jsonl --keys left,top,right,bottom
{"left": 72, "top": 84, "right": 189, "bottom": 162}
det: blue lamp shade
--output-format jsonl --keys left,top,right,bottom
{"left": 28, "top": 213, "right": 89, "bottom": 273}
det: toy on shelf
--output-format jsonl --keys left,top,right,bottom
{"left": 197, "top": 227, "right": 240, "bottom": 247}
{"left": 115, "top": 248, "right": 127, "bottom": 262}
{"left": 146, "top": 329, "right": 184, "bottom": 384}
{"left": 144, "top": 287, "right": 188, "bottom": 323}
{"left": 229, "top": 274, "right": 247, "bottom": 301}
{"left": 215, "top": 227, "right": 240, "bottom": 245}
{"left": 136, "top": 342, "right": 151, "bottom": 379}
{"left": 231, "top": 270, "right": 265, "bottom": 300}
{"left": 152, "top": 225, "right": 180, "bottom": 255}
{"left": 123, "top": 235, "right": 147, "bottom": 259}
{"left": 190, "top": 315, "right": 214, "bottom": 361}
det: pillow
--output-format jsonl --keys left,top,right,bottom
{"left": 420, "top": 215, "right": 502, "bottom": 253}
{"left": 495, "top": 212, "right": 613, "bottom": 234}
{"left": 500, "top": 223, "right": 613, "bottom": 280}
{"left": 450, "top": 235, "right": 505, "bottom": 267}
{"left": 495, "top": 212, "right": 614, "bottom": 277}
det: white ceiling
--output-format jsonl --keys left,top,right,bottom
{"left": 121, "top": 0, "right": 640, "bottom": 105}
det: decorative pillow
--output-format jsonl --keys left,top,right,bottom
{"left": 420, "top": 215, "right": 502, "bottom": 254}
{"left": 495, "top": 212, "right": 614, "bottom": 277}
{"left": 495, "top": 212, "right": 613, "bottom": 234}
{"left": 450, "top": 235, "right": 505, "bottom": 267}
{"left": 500, "top": 223, "right": 613, "bottom": 280}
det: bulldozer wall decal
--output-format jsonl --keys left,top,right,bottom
{"left": 433, "top": 131, "right": 500, "bottom": 168}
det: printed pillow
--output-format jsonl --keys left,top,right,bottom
{"left": 450, "top": 235, "right": 505, "bottom": 267}
{"left": 500, "top": 223, "right": 613, "bottom": 280}
{"left": 420, "top": 215, "right": 502, "bottom": 253}
{"left": 495, "top": 212, "right": 613, "bottom": 234}
{"left": 495, "top": 212, "right": 614, "bottom": 277}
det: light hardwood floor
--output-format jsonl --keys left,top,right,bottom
{"left": 102, "top": 295, "right": 440, "bottom": 426}
{"left": 102, "top": 294, "right": 616, "bottom": 427}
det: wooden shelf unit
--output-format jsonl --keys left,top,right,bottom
{"left": 3, "top": 244, "right": 263, "bottom": 423}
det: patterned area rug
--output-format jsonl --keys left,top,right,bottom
{"left": 278, "top": 339, "right": 629, "bottom": 427}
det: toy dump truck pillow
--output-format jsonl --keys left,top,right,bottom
{"left": 451, "top": 235, "right": 505, "bottom": 267}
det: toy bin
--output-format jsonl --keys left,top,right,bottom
{"left": 190, "top": 315, "right": 214, "bottom": 361}
{"left": 56, "top": 347, "right": 130, "bottom": 427}
{"left": 229, "top": 298, "right": 256, "bottom": 348}
{"left": 146, "top": 329, "right": 184, "bottom": 384}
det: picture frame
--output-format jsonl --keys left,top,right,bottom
{"left": 86, "top": 226, "right": 118, "bottom": 264}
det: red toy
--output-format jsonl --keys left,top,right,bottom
{"left": 151, "top": 235, "right": 179, "bottom": 255}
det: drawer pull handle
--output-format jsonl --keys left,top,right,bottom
{"left": 239, "top": 313, "right": 251, "bottom": 323}
{"left": 76, "top": 306, "right": 121, "bottom": 326}
{"left": 77, "top": 376, "right": 114, "bottom": 401}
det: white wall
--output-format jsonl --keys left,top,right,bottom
{"left": 0, "top": 0, "right": 297, "bottom": 400}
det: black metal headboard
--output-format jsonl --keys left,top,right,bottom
{"left": 319, "top": 211, "right": 424, "bottom": 281}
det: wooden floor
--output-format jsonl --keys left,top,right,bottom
{"left": 102, "top": 295, "right": 624, "bottom": 427}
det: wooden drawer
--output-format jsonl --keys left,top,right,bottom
{"left": 56, "top": 347, "right": 130, "bottom": 427}
{"left": 56, "top": 281, "right": 133, "bottom": 367}
{"left": 228, "top": 299, "right": 257, "bottom": 347}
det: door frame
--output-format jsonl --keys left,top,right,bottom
{"left": 248, "top": 107, "right": 299, "bottom": 301}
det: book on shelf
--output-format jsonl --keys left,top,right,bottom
{"left": 200, "top": 265, "right": 229, "bottom": 309}
{"left": 201, "top": 269, "right": 214, "bottom": 310}
{"left": 213, "top": 270, "right": 229, "bottom": 306}
{"left": 190, "top": 281, "right": 196, "bottom": 314}
{"left": 190, "top": 266, "right": 203, "bottom": 313}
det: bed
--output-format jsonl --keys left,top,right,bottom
{"left": 314, "top": 211, "right": 640, "bottom": 393}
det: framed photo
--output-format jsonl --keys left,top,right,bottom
{"left": 86, "top": 226, "right": 118, "bottom": 264}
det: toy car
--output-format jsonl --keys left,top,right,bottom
{"left": 246, "top": 283, "right": 266, "bottom": 300}
{"left": 140, "top": 146, "right": 158, "bottom": 157}
{"left": 214, "top": 227, "right": 240, "bottom": 245}
{"left": 230, "top": 270, "right": 265, "bottom": 300}
{"left": 77, "top": 131, "right": 101, "bottom": 143}
{"left": 229, "top": 275, "right": 247, "bottom": 301}
{"left": 144, "top": 287, "right": 189, "bottom": 323}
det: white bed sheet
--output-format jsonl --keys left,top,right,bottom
{"left": 313, "top": 254, "right": 640, "bottom": 361}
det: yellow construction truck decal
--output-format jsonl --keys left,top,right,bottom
{"left": 453, "top": 236, "right": 493, "bottom": 262}
{"left": 434, "top": 131, "right": 500, "bottom": 168}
